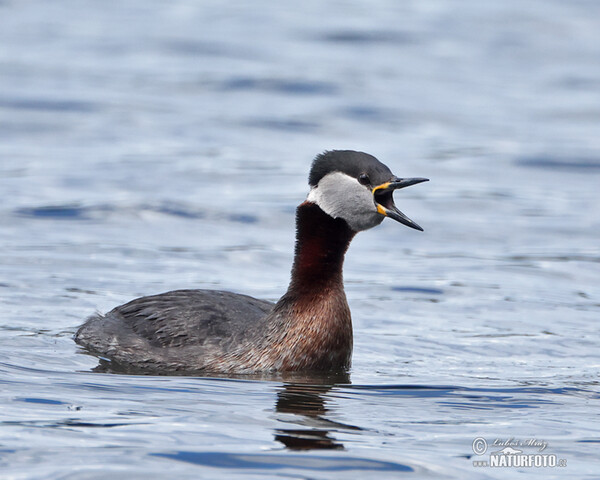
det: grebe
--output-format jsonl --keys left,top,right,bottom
{"left": 75, "top": 150, "right": 428, "bottom": 374}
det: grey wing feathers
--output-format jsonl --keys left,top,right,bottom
{"left": 75, "top": 289, "right": 273, "bottom": 361}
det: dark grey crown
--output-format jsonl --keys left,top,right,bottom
{"left": 308, "top": 150, "right": 394, "bottom": 187}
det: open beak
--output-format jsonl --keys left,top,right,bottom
{"left": 372, "top": 177, "right": 429, "bottom": 231}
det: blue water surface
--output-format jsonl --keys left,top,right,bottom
{"left": 1, "top": 1, "right": 599, "bottom": 478}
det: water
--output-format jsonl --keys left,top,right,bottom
{"left": 1, "top": 0, "right": 599, "bottom": 478}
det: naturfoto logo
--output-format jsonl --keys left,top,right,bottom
{"left": 471, "top": 437, "right": 567, "bottom": 469}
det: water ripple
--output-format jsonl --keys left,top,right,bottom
{"left": 151, "top": 451, "right": 414, "bottom": 472}
{"left": 516, "top": 156, "right": 600, "bottom": 171}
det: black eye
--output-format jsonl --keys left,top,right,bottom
{"left": 358, "top": 173, "right": 370, "bottom": 185}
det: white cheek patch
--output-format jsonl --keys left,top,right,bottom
{"left": 306, "top": 171, "right": 384, "bottom": 231}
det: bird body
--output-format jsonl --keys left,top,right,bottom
{"left": 75, "top": 150, "right": 428, "bottom": 374}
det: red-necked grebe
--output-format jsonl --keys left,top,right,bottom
{"left": 75, "top": 150, "right": 428, "bottom": 374}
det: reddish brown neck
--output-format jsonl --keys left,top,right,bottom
{"left": 263, "top": 201, "right": 355, "bottom": 371}
{"left": 287, "top": 201, "right": 356, "bottom": 295}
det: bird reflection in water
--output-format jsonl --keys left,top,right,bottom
{"left": 89, "top": 365, "right": 359, "bottom": 450}
{"left": 273, "top": 371, "right": 359, "bottom": 450}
